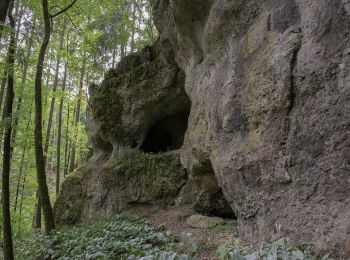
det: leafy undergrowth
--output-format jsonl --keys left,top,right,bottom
{"left": 10, "top": 214, "right": 333, "bottom": 260}
{"left": 217, "top": 238, "right": 332, "bottom": 260}
{"left": 14, "top": 214, "right": 192, "bottom": 260}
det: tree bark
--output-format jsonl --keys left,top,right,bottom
{"left": 35, "top": 18, "right": 66, "bottom": 228}
{"left": 2, "top": 2, "right": 15, "bottom": 258}
{"left": 13, "top": 106, "right": 32, "bottom": 212}
{"left": 0, "top": 0, "right": 22, "bottom": 115}
{"left": 44, "top": 21, "right": 66, "bottom": 157}
{"left": 64, "top": 101, "right": 71, "bottom": 177}
{"left": 131, "top": 2, "right": 136, "bottom": 53}
{"left": 34, "top": 0, "right": 76, "bottom": 231}
{"left": 10, "top": 18, "right": 34, "bottom": 159}
{"left": 69, "top": 60, "right": 85, "bottom": 173}
{"left": 33, "top": 0, "right": 55, "bottom": 232}
{"left": 0, "top": 0, "right": 10, "bottom": 40}
{"left": 18, "top": 162, "right": 28, "bottom": 237}
{"left": 0, "top": 71, "right": 7, "bottom": 115}
{"left": 56, "top": 58, "right": 68, "bottom": 195}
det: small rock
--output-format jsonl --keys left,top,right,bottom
{"left": 179, "top": 232, "right": 193, "bottom": 241}
{"left": 186, "top": 214, "right": 224, "bottom": 228}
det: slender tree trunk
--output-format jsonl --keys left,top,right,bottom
{"left": 2, "top": 2, "right": 15, "bottom": 258}
{"left": 13, "top": 142, "right": 27, "bottom": 212}
{"left": 34, "top": 0, "right": 55, "bottom": 232}
{"left": 120, "top": 44, "right": 125, "bottom": 58}
{"left": 131, "top": 2, "right": 136, "bottom": 53}
{"left": 14, "top": 2, "right": 21, "bottom": 44}
{"left": 69, "top": 60, "right": 85, "bottom": 173}
{"left": 63, "top": 101, "right": 71, "bottom": 177}
{"left": 35, "top": 20, "right": 66, "bottom": 226}
{"left": 0, "top": 0, "right": 21, "bottom": 116}
{"left": 34, "top": 191, "right": 42, "bottom": 228}
{"left": 13, "top": 106, "right": 32, "bottom": 212}
{"left": 112, "top": 49, "right": 116, "bottom": 68}
{"left": 56, "top": 59, "right": 68, "bottom": 195}
{"left": 44, "top": 22, "right": 65, "bottom": 156}
{"left": 10, "top": 18, "right": 34, "bottom": 159}
{"left": 0, "top": 0, "right": 10, "bottom": 40}
{"left": 18, "top": 163, "right": 28, "bottom": 238}
{"left": 34, "top": 0, "right": 76, "bottom": 232}
{"left": 0, "top": 72, "right": 7, "bottom": 114}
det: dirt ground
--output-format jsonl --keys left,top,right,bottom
{"left": 127, "top": 204, "right": 251, "bottom": 259}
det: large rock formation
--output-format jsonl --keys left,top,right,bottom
{"left": 54, "top": 40, "right": 191, "bottom": 225}
{"left": 55, "top": 0, "right": 350, "bottom": 256}
{"left": 54, "top": 153, "right": 188, "bottom": 226}
{"left": 153, "top": 0, "right": 350, "bottom": 256}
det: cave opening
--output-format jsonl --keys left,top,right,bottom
{"left": 193, "top": 162, "right": 236, "bottom": 219}
{"left": 140, "top": 111, "right": 190, "bottom": 153}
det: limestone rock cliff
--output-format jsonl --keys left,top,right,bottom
{"left": 153, "top": 0, "right": 350, "bottom": 256}
{"left": 54, "top": 40, "right": 191, "bottom": 225}
{"left": 55, "top": 0, "right": 350, "bottom": 256}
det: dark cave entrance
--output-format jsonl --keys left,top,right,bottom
{"left": 140, "top": 111, "right": 190, "bottom": 153}
{"left": 193, "top": 162, "right": 236, "bottom": 219}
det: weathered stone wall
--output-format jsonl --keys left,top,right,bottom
{"left": 55, "top": 40, "right": 191, "bottom": 225}
{"left": 54, "top": 152, "right": 188, "bottom": 226}
{"left": 55, "top": 0, "right": 350, "bottom": 256}
{"left": 153, "top": 0, "right": 350, "bottom": 256}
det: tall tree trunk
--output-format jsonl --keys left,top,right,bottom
{"left": 63, "top": 101, "right": 71, "bottom": 177}
{"left": 0, "top": 0, "right": 22, "bottom": 116}
{"left": 0, "top": 71, "right": 7, "bottom": 114}
{"left": 10, "top": 18, "right": 35, "bottom": 159}
{"left": 2, "top": 2, "right": 15, "bottom": 259}
{"left": 56, "top": 59, "right": 68, "bottom": 195}
{"left": 33, "top": 0, "right": 55, "bottom": 232}
{"left": 69, "top": 60, "right": 85, "bottom": 173}
{"left": 112, "top": 48, "right": 116, "bottom": 68}
{"left": 0, "top": 0, "right": 10, "bottom": 40}
{"left": 18, "top": 162, "right": 28, "bottom": 238}
{"left": 34, "top": 191, "right": 42, "bottom": 228}
{"left": 35, "top": 20, "right": 66, "bottom": 226}
{"left": 131, "top": 2, "right": 136, "bottom": 53}
{"left": 34, "top": 0, "right": 76, "bottom": 232}
{"left": 14, "top": 1, "right": 22, "bottom": 45}
{"left": 44, "top": 21, "right": 66, "bottom": 157}
{"left": 13, "top": 106, "right": 32, "bottom": 212}
{"left": 13, "top": 141, "right": 27, "bottom": 212}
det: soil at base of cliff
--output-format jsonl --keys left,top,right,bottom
{"left": 126, "top": 204, "right": 251, "bottom": 259}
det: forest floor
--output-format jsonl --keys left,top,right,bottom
{"left": 126, "top": 204, "right": 251, "bottom": 259}
{"left": 12, "top": 204, "right": 329, "bottom": 259}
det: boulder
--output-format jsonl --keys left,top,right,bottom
{"left": 186, "top": 214, "right": 224, "bottom": 229}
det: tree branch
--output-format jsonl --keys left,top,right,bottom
{"left": 50, "top": 0, "right": 77, "bottom": 19}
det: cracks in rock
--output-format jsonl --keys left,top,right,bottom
{"left": 280, "top": 42, "right": 301, "bottom": 181}
{"left": 282, "top": 43, "right": 301, "bottom": 148}
{"left": 267, "top": 13, "right": 271, "bottom": 31}
{"left": 287, "top": 46, "right": 300, "bottom": 116}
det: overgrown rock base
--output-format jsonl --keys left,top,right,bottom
{"left": 54, "top": 152, "right": 187, "bottom": 226}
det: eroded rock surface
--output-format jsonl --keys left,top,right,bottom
{"left": 56, "top": 0, "right": 350, "bottom": 256}
{"left": 55, "top": 40, "right": 191, "bottom": 225}
{"left": 54, "top": 153, "right": 187, "bottom": 226}
{"left": 153, "top": 0, "right": 350, "bottom": 256}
